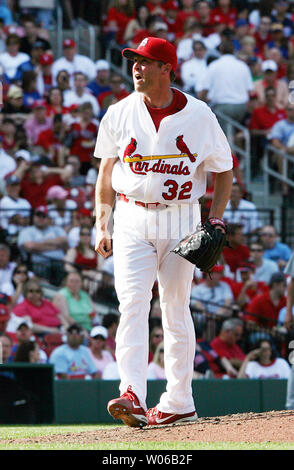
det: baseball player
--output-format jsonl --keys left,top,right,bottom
{"left": 94, "top": 37, "right": 233, "bottom": 427}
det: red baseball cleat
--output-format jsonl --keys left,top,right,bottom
{"left": 146, "top": 406, "right": 198, "bottom": 426}
{"left": 107, "top": 386, "right": 147, "bottom": 428}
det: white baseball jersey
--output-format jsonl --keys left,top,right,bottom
{"left": 94, "top": 90, "right": 232, "bottom": 204}
{"left": 245, "top": 358, "right": 291, "bottom": 380}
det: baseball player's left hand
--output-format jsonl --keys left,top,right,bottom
{"left": 95, "top": 229, "right": 113, "bottom": 258}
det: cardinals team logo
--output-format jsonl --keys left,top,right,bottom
{"left": 122, "top": 135, "right": 197, "bottom": 175}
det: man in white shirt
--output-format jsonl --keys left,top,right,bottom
{"left": 63, "top": 71, "right": 100, "bottom": 118}
{"left": 52, "top": 38, "right": 96, "bottom": 86}
{"left": 0, "top": 175, "right": 31, "bottom": 236}
{"left": 0, "top": 138, "right": 17, "bottom": 195}
{"left": 0, "top": 33, "right": 29, "bottom": 82}
{"left": 190, "top": 265, "right": 234, "bottom": 316}
{"left": 223, "top": 182, "right": 262, "bottom": 236}
{"left": 249, "top": 242, "right": 280, "bottom": 284}
{"left": 180, "top": 40, "right": 208, "bottom": 94}
{"left": 198, "top": 39, "right": 253, "bottom": 132}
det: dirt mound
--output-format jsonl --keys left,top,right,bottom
{"left": 4, "top": 410, "right": 294, "bottom": 445}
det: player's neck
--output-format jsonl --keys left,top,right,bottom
{"left": 143, "top": 88, "right": 173, "bottom": 109}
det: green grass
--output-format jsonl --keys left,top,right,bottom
{"left": 0, "top": 425, "right": 294, "bottom": 450}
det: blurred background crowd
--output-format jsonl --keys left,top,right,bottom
{"left": 0, "top": 0, "right": 294, "bottom": 384}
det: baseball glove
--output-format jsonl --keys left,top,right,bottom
{"left": 172, "top": 218, "right": 227, "bottom": 273}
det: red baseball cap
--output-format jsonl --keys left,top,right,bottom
{"left": 122, "top": 37, "right": 178, "bottom": 72}
{"left": 0, "top": 305, "right": 10, "bottom": 323}
{"left": 164, "top": 0, "right": 179, "bottom": 11}
{"left": 63, "top": 38, "right": 76, "bottom": 48}
{"left": 211, "top": 265, "right": 225, "bottom": 273}
{"left": 33, "top": 99, "right": 46, "bottom": 109}
{"left": 40, "top": 52, "right": 53, "bottom": 65}
{"left": 35, "top": 205, "right": 49, "bottom": 215}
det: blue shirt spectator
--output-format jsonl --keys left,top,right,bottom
{"left": 259, "top": 225, "right": 291, "bottom": 270}
{"left": 268, "top": 115, "right": 294, "bottom": 146}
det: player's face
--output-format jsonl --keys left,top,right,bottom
{"left": 132, "top": 56, "right": 165, "bottom": 93}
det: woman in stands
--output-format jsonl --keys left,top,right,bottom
{"left": 237, "top": 339, "right": 291, "bottom": 379}
{"left": 52, "top": 271, "right": 96, "bottom": 333}
{"left": 12, "top": 279, "right": 70, "bottom": 335}
{"left": 0, "top": 263, "right": 30, "bottom": 307}
{"left": 147, "top": 341, "right": 166, "bottom": 380}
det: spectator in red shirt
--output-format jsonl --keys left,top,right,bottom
{"left": 195, "top": 0, "right": 215, "bottom": 37}
{"left": 222, "top": 223, "right": 250, "bottom": 275}
{"left": 67, "top": 102, "right": 99, "bottom": 175}
{"left": 210, "top": 318, "right": 246, "bottom": 376}
{"left": 123, "top": 5, "right": 151, "bottom": 46}
{"left": 162, "top": 0, "right": 182, "bottom": 42}
{"left": 35, "top": 114, "right": 67, "bottom": 167}
{"left": 176, "top": 0, "right": 199, "bottom": 32}
{"left": 104, "top": 0, "right": 136, "bottom": 46}
{"left": 0, "top": 117, "right": 17, "bottom": 155}
{"left": 19, "top": 161, "right": 73, "bottom": 208}
{"left": 211, "top": 0, "right": 237, "bottom": 29}
{"left": 98, "top": 73, "right": 130, "bottom": 118}
{"left": 233, "top": 262, "right": 269, "bottom": 310}
{"left": 245, "top": 272, "right": 287, "bottom": 329}
{"left": 45, "top": 87, "right": 69, "bottom": 118}
{"left": 37, "top": 52, "right": 54, "bottom": 97}
{"left": 253, "top": 16, "right": 272, "bottom": 56}
{"left": 250, "top": 85, "right": 286, "bottom": 178}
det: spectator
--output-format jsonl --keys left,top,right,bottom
{"left": 0, "top": 244, "right": 16, "bottom": 292}
{"left": 87, "top": 59, "right": 111, "bottom": 99}
{"left": 21, "top": 70, "right": 42, "bottom": 109}
{"left": 103, "top": 0, "right": 136, "bottom": 47}
{"left": 98, "top": 73, "right": 130, "bottom": 119}
{"left": 0, "top": 175, "right": 31, "bottom": 237}
{"left": 88, "top": 325, "right": 114, "bottom": 378}
{"left": 52, "top": 271, "right": 96, "bottom": 333}
{"left": 237, "top": 338, "right": 291, "bottom": 379}
{"left": 223, "top": 183, "right": 262, "bottom": 236}
{"left": 51, "top": 38, "right": 96, "bottom": 87}
{"left": 0, "top": 304, "right": 11, "bottom": 335}
{"left": 211, "top": 0, "right": 237, "bottom": 28}
{"left": 222, "top": 223, "right": 250, "bottom": 275}
{"left": 234, "top": 262, "right": 269, "bottom": 310}
{"left": 17, "top": 205, "right": 68, "bottom": 284}
{"left": 8, "top": 318, "right": 48, "bottom": 363}
{"left": 67, "top": 208, "right": 95, "bottom": 248}
{"left": 123, "top": 5, "right": 150, "bottom": 46}
{"left": 19, "top": 14, "right": 51, "bottom": 54}
{"left": 198, "top": 40, "right": 253, "bottom": 133}
{"left": 66, "top": 101, "right": 99, "bottom": 174}
{"left": 102, "top": 312, "right": 119, "bottom": 359}
{"left": 36, "top": 52, "right": 54, "bottom": 97}
{"left": 12, "top": 279, "right": 68, "bottom": 335}
{"left": 180, "top": 39, "right": 208, "bottom": 94}
{"left": 64, "top": 224, "right": 100, "bottom": 274}
{"left": 56, "top": 69, "right": 71, "bottom": 94}
{"left": 14, "top": 339, "right": 43, "bottom": 363}
{"left": 245, "top": 271, "right": 287, "bottom": 329}
{"left": 49, "top": 323, "right": 99, "bottom": 379}
{"left": 24, "top": 99, "right": 52, "bottom": 146}
{"left": 2, "top": 85, "right": 31, "bottom": 117}
{"left": 249, "top": 241, "right": 280, "bottom": 284}
{"left": 63, "top": 72, "right": 100, "bottom": 118}
{"left": 195, "top": 0, "right": 215, "bottom": 37}
{"left": 0, "top": 136, "right": 17, "bottom": 183}
{"left": 148, "top": 325, "right": 164, "bottom": 363}
{"left": 253, "top": 15, "right": 273, "bottom": 55}
{"left": 19, "top": 161, "right": 73, "bottom": 208}
{"left": 15, "top": 41, "right": 46, "bottom": 82}
{"left": 0, "top": 34, "right": 30, "bottom": 83}
{"left": 45, "top": 184, "right": 76, "bottom": 230}
{"left": 191, "top": 265, "right": 234, "bottom": 316}
{"left": 0, "top": 117, "right": 17, "bottom": 154}
{"left": 0, "top": 263, "right": 30, "bottom": 307}
{"left": 65, "top": 154, "right": 86, "bottom": 188}
{"left": 35, "top": 113, "right": 68, "bottom": 166}
{"left": 195, "top": 336, "right": 240, "bottom": 378}
{"left": 147, "top": 341, "right": 166, "bottom": 380}
{"left": 259, "top": 224, "right": 292, "bottom": 270}
{"left": 19, "top": 0, "right": 56, "bottom": 30}
{"left": 249, "top": 85, "right": 286, "bottom": 178}
{"left": 254, "top": 59, "right": 289, "bottom": 109}
{"left": 210, "top": 318, "right": 246, "bottom": 376}
{"left": 0, "top": 333, "right": 13, "bottom": 363}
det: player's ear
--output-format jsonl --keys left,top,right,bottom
{"left": 160, "top": 62, "right": 172, "bottom": 77}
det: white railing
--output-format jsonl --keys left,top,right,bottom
{"left": 263, "top": 144, "right": 294, "bottom": 205}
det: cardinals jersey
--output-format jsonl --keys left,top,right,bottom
{"left": 94, "top": 90, "right": 232, "bottom": 204}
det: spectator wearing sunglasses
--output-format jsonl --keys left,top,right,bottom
{"left": 259, "top": 224, "right": 292, "bottom": 271}
{"left": 11, "top": 279, "right": 69, "bottom": 335}
{"left": 249, "top": 242, "right": 280, "bottom": 284}
{"left": 147, "top": 341, "right": 166, "bottom": 380}
{"left": 0, "top": 263, "right": 30, "bottom": 307}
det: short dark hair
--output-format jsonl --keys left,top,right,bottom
{"left": 14, "top": 340, "right": 37, "bottom": 362}
{"left": 227, "top": 223, "right": 244, "bottom": 236}
{"left": 102, "top": 313, "right": 119, "bottom": 329}
{"left": 219, "top": 40, "right": 235, "bottom": 55}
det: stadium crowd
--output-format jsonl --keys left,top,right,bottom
{"left": 0, "top": 0, "right": 294, "bottom": 383}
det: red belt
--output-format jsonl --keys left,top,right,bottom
{"left": 118, "top": 193, "right": 166, "bottom": 209}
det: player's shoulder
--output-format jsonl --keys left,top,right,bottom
{"left": 102, "top": 91, "right": 136, "bottom": 118}
{"left": 184, "top": 91, "right": 215, "bottom": 115}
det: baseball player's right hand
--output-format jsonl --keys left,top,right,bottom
{"left": 95, "top": 229, "right": 113, "bottom": 258}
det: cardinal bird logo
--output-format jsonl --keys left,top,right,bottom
{"left": 176, "top": 135, "right": 196, "bottom": 163}
{"left": 123, "top": 138, "right": 137, "bottom": 162}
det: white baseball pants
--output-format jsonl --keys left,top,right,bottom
{"left": 112, "top": 199, "right": 200, "bottom": 414}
